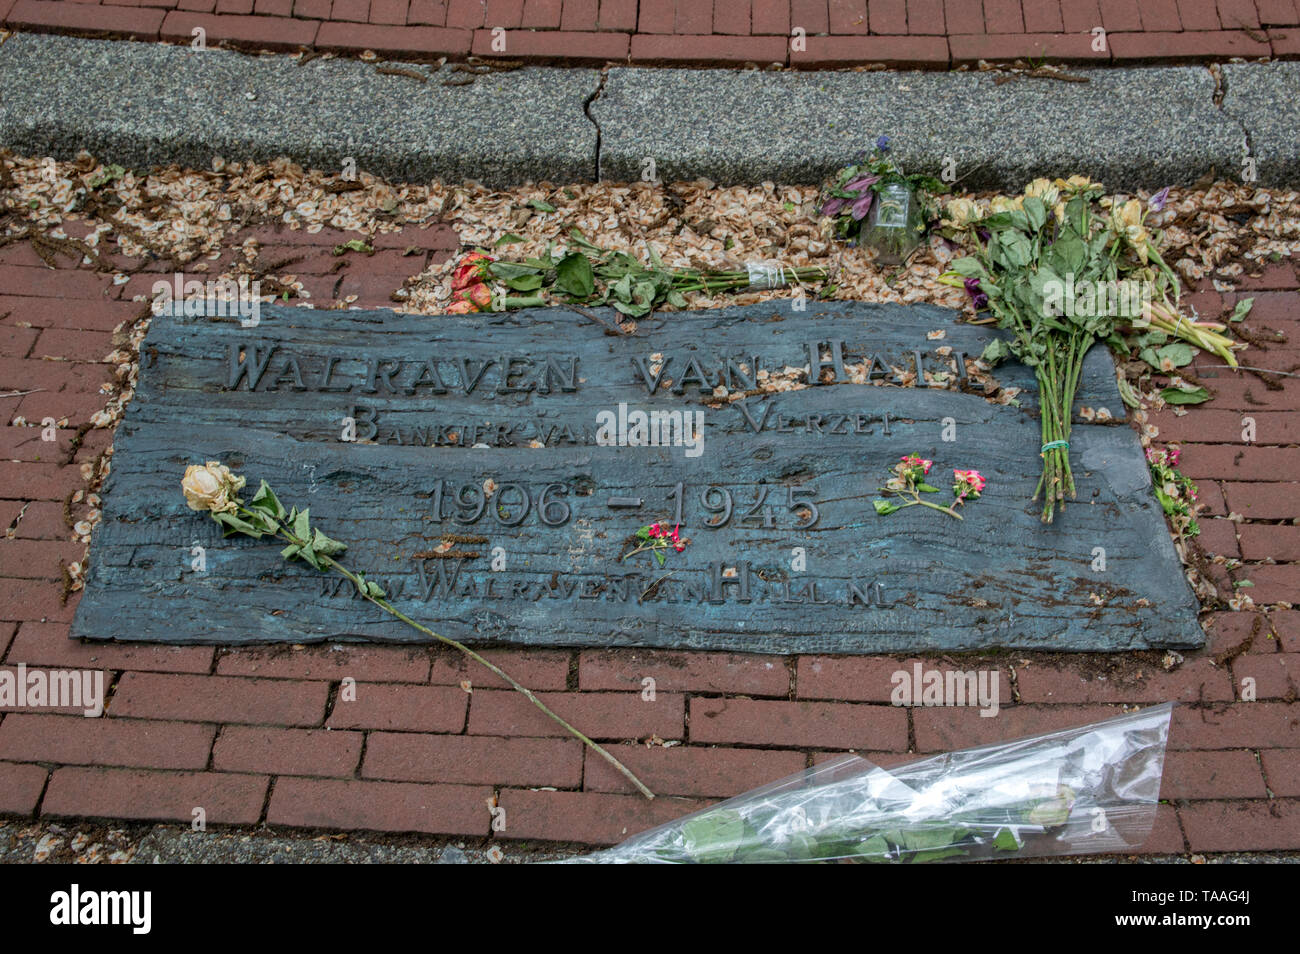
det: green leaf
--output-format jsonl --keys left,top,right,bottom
{"left": 653, "top": 549, "right": 666, "bottom": 567}
{"left": 554, "top": 251, "right": 595, "bottom": 299}
{"left": 873, "top": 499, "right": 899, "bottom": 516}
{"left": 527, "top": 199, "right": 557, "bottom": 213}
{"left": 854, "top": 834, "right": 894, "bottom": 862}
{"left": 493, "top": 233, "right": 525, "bottom": 247}
{"left": 681, "top": 809, "right": 745, "bottom": 863}
{"left": 249, "top": 480, "right": 286, "bottom": 521}
{"left": 1230, "top": 297, "right": 1254, "bottom": 322}
{"left": 332, "top": 239, "right": 373, "bottom": 256}
{"left": 917, "top": 482, "right": 940, "bottom": 494}
{"left": 992, "top": 827, "right": 1023, "bottom": 851}
{"left": 214, "top": 511, "right": 263, "bottom": 538}
{"left": 310, "top": 527, "right": 347, "bottom": 557}
{"left": 980, "top": 339, "right": 1013, "bottom": 365}
{"left": 1161, "top": 386, "right": 1210, "bottom": 405}
{"left": 293, "top": 508, "right": 311, "bottom": 541}
{"left": 1155, "top": 342, "right": 1195, "bottom": 368}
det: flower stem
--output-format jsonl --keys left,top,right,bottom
{"left": 263, "top": 515, "right": 656, "bottom": 800}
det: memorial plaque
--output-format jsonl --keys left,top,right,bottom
{"left": 72, "top": 302, "right": 1204, "bottom": 653}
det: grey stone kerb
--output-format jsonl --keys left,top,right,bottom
{"left": 1, "top": 31, "right": 1298, "bottom": 188}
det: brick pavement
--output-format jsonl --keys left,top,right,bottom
{"left": 1, "top": 206, "right": 1298, "bottom": 855}
{"left": 2, "top": 0, "right": 1299, "bottom": 66}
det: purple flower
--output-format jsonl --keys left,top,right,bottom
{"left": 845, "top": 174, "right": 879, "bottom": 193}
{"left": 821, "top": 197, "right": 847, "bottom": 217}
{"left": 876, "top": 135, "right": 891, "bottom": 152}
{"left": 1149, "top": 186, "right": 1170, "bottom": 213}
{"left": 850, "top": 191, "right": 875, "bottom": 220}
{"left": 964, "top": 277, "right": 988, "bottom": 311}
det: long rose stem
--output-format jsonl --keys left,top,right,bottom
{"left": 260, "top": 514, "right": 656, "bottom": 800}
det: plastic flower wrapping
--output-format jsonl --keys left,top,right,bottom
{"left": 571, "top": 704, "right": 1172, "bottom": 864}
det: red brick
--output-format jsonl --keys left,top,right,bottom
{"left": 790, "top": 0, "right": 828, "bottom": 33}
{"left": 1152, "top": 408, "right": 1300, "bottom": 444}
{"left": 1016, "top": 657, "right": 1234, "bottom": 704}
{"left": 867, "top": 0, "right": 906, "bottom": 33}
{"left": 1223, "top": 481, "right": 1299, "bottom": 519}
{"left": 1238, "top": 524, "right": 1300, "bottom": 562}
{"left": 474, "top": 27, "right": 630, "bottom": 58}
{"left": 43, "top": 767, "right": 267, "bottom": 824}
{"left": 445, "top": 0, "right": 484, "bottom": 25}
{"left": 0, "top": 296, "right": 139, "bottom": 333}
{"left": 674, "top": 0, "right": 712, "bottom": 31}
{"left": 30, "top": 328, "right": 112, "bottom": 363}
{"left": 798, "top": 655, "right": 1010, "bottom": 703}
{"left": 0, "top": 761, "right": 47, "bottom": 815}
{"left": 580, "top": 649, "right": 788, "bottom": 695}
{"left": 584, "top": 743, "right": 806, "bottom": 797}
{"left": 1272, "top": 611, "right": 1300, "bottom": 652}
{"left": 950, "top": 31, "right": 1106, "bottom": 61}
{"left": 160, "top": 11, "right": 321, "bottom": 47}
{"left": 1180, "top": 798, "right": 1300, "bottom": 851}
{"left": 326, "top": 683, "right": 466, "bottom": 732}
{"left": 9, "top": 622, "right": 215, "bottom": 673}
{"left": 982, "top": 0, "right": 1024, "bottom": 32}
{"left": 1203, "top": 611, "right": 1277, "bottom": 655}
{"left": 485, "top": 0, "right": 525, "bottom": 24}
{"left": 370, "top": 224, "right": 459, "bottom": 249}
{"left": 713, "top": 0, "right": 751, "bottom": 34}
{"left": 0, "top": 462, "right": 84, "bottom": 501}
{"left": 1059, "top": 0, "right": 1102, "bottom": 31}
{"left": 0, "top": 325, "right": 37, "bottom": 360}
{"left": 597, "top": 0, "right": 634, "bottom": 28}
{"left": 1214, "top": 0, "right": 1259, "bottom": 28}
{"left": 914, "top": 704, "right": 1121, "bottom": 752}
{"left": 5, "top": 0, "right": 165, "bottom": 35}
{"left": 217, "top": 0, "right": 255, "bottom": 12}
{"left": 790, "top": 32, "right": 948, "bottom": 62}
{"left": 212, "top": 725, "right": 362, "bottom": 776}
{"left": 315, "top": 19, "right": 470, "bottom": 52}
{"left": 1196, "top": 517, "right": 1240, "bottom": 560}
{"left": 217, "top": 644, "right": 429, "bottom": 681}
{"left": 1020, "top": 0, "right": 1062, "bottom": 31}
{"left": 691, "top": 697, "right": 907, "bottom": 749}
{"left": 904, "top": 0, "right": 944, "bottom": 33}
{"left": 0, "top": 623, "right": 14, "bottom": 659}
{"left": 521, "top": 0, "right": 560, "bottom": 26}
{"left": 1257, "top": 0, "right": 1300, "bottom": 25}
{"left": 1162, "top": 749, "right": 1267, "bottom": 799}
{"left": 254, "top": 0, "right": 293, "bottom": 13}
{"left": 0, "top": 266, "right": 112, "bottom": 301}
{"left": 750, "top": 0, "right": 789, "bottom": 33}
{"left": 1171, "top": 702, "right": 1300, "bottom": 749}
{"left": 111, "top": 672, "right": 329, "bottom": 726}
{"left": 1232, "top": 653, "right": 1300, "bottom": 700}
{"left": 630, "top": 31, "right": 783, "bottom": 60}
{"left": 1137, "top": 802, "right": 1186, "bottom": 853}
{"left": 268, "top": 776, "right": 491, "bottom": 835}
{"left": 496, "top": 787, "right": 706, "bottom": 844}
{"left": 828, "top": 0, "right": 868, "bottom": 33}
{"left": 363, "top": 732, "right": 583, "bottom": 786}
{"left": 942, "top": 0, "right": 981, "bottom": 32}
{"left": 1098, "top": 0, "right": 1141, "bottom": 29}
{"left": 1261, "top": 748, "right": 1300, "bottom": 794}
{"left": 0, "top": 427, "right": 76, "bottom": 462}
{"left": 330, "top": 0, "right": 369, "bottom": 19}
{"left": 429, "top": 647, "right": 569, "bottom": 691}
{"left": 560, "top": 0, "right": 597, "bottom": 29}
{"left": 294, "top": 0, "right": 331, "bottom": 15}
{"left": 1175, "top": 0, "right": 1221, "bottom": 29}
{"left": 369, "top": 0, "right": 409, "bottom": 21}
{"left": 0, "top": 540, "right": 86, "bottom": 580}
{"left": 468, "top": 688, "right": 683, "bottom": 739}
{"left": 0, "top": 579, "right": 79, "bottom": 624}
{"left": 1108, "top": 29, "right": 1271, "bottom": 59}
{"left": 1237, "top": 564, "right": 1300, "bottom": 604}
{"left": 407, "top": 0, "right": 445, "bottom": 21}
{"left": 0, "top": 714, "right": 215, "bottom": 769}
{"left": 1271, "top": 26, "right": 1300, "bottom": 52}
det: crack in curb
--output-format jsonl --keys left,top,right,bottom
{"left": 583, "top": 66, "right": 609, "bottom": 183}
{"left": 1208, "top": 63, "right": 1254, "bottom": 176}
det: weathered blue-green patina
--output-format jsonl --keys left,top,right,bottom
{"left": 72, "top": 302, "right": 1203, "bottom": 653}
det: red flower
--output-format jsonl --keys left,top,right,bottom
{"left": 452, "top": 251, "right": 493, "bottom": 291}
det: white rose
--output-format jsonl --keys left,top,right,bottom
{"left": 182, "top": 461, "right": 245, "bottom": 513}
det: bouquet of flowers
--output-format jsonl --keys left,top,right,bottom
{"left": 939, "top": 178, "right": 1240, "bottom": 522}
{"left": 571, "top": 704, "right": 1172, "bottom": 864}
{"left": 446, "top": 231, "right": 829, "bottom": 318}
{"left": 818, "top": 137, "right": 946, "bottom": 262}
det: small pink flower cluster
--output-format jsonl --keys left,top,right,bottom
{"left": 1145, "top": 446, "right": 1181, "bottom": 468}
{"left": 648, "top": 522, "right": 686, "bottom": 553}
{"left": 896, "top": 454, "right": 933, "bottom": 480}
{"left": 952, "top": 469, "right": 986, "bottom": 501}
